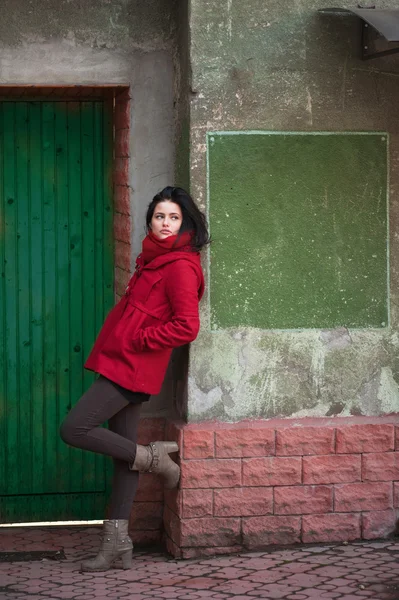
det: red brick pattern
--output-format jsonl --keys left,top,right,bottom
{"left": 243, "top": 456, "right": 302, "bottom": 486}
{"left": 334, "top": 482, "right": 392, "bottom": 512}
{"left": 183, "top": 430, "right": 215, "bottom": 459}
{"left": 276, "top": 426, "right": 335, "bottom": 456}
{"left": 336, "top": 424, "right": 394, "bottom": 454}
{"left": 164, "top": 418, "right": 399, "bottom": 557}
{"left": 182, "top": 489, "right": 213, "bottom": 518}
{"left": 216, "top": 428, "right": 275, "bottom": 457}
{"left": 394, "top": 481, "right": 399, "bottom": 507}
{"left": 114, "top": 212, "right": 132, "bottom": 244}
{"left": 214, "top": 487, "right": 273, "bottom": 516}
{"left": 114, "top": 239, "right": 131, "bottom": 272}
{"left": 181, "top": 458, "right": 242, "bottom": 488}
{"left": 362, "top": 451, "right": 399, "bottom": 481}
{"left": 113, "top": 88, "right": 132, "bottom": 291}
{"left": 129, "top": 417, "right": 166, "bottom": 543}
{"left": 362, "top": 509, "right": 397, "bottom": 539}
{"left": 303, "top": 454, "right": 361, "bottom": 484}
{"left": 181, "top": 516, "right": 241, "bottom": 548}
{"left": 114, "top": 184, "right": 131, "bottom": 215}
{"left": 243, "top": 515, "right": 301, "bottom": 547}
{"left": 115, "top": 127, "right": 130, "bottom": 157}
{"left": 115, "top": 265, "right": 130, "bottom": 297}
{"left": 302, "top": 513, "right": 361, "bottom": 543}
{"left": 274, "top": 485, "right": 332, "bottom": 515}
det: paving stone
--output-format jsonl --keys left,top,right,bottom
{"left": 272, "top": 563, "right": 312, "bottom": 574}
{"left": 234, "top": 557, "right": 283, "bottom": 569}
{"left": 199, "top": 557, "right": 243, "bottom": 566}
{"left": 211, "top": 580, "right": 262, "bottom": 594}
{"left": 247, "top": 584, "right": 302, "bottom": 598}
{"left": 242, "top": 569, "right": 288, "bottom": 584}
{"left": 3, "top": 526, "right": 399, "bottom": 600}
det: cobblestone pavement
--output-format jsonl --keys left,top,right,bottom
{"left": 1, "top": 528, "right": 399, "bottom": 599}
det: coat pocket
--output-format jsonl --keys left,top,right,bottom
{"left": 128, "top": 297, "right": 170, "bottom": 322}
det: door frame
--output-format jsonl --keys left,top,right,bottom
{"left": 0, "top": 85, "right": 133, "bottom": 525}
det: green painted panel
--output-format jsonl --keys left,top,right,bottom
{"left": 0, "top": 101, "right": 113, "bottom": 522}
{"left": 208, "top": 132, "right": 388, "bottom": 330}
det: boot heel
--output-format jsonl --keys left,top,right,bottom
{"left": 164, "top": 442, "right": 179, "bottom": 454}
{"left": 121, "top": 550, "right": 132, "bottom": 570}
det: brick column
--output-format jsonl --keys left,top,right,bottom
{"left": 113, "top": 88, "right": 132, "bottom": 300}
{"left": 163, "top": 417, "right": 399, "bottom": 558}
{"left": 129, "top": 418, "right": 166, "bottom": 545}
{"left": 111, "top": 88, "right": 167, "bottom": 545}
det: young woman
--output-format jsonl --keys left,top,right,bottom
{"left": 60, "top": 186, "right": 208, "bottom": 571}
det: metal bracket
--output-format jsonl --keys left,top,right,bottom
{"left": 318, "top": 7, "right": 399, "bottom": 60}
{"left": 361, "top": 20, "right": 399, "bottom": 60}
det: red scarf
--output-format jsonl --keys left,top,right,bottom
{"left": 140, "top": 230, "right": 193, "bottom": 265}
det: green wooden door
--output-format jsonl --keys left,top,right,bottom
{"left": 0, "top": 101, "right": 114, "bottom": 522}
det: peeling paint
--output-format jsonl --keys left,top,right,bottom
{"left": 188, "top": 376, "right": 224, "bottom": 418}
{"left": 187, "top": 325, "right": 398, "bottom": 422}
{"left": 378, "top": 367, "right": 399, "bottom": 413}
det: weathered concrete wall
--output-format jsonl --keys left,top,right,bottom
{"left": 174, "top": 0, "right": 191, "bottom": 191}
{"left": 0, "top": 0, "right": 176, "bottom": 51}
{"left": 169, "top": 0, "right": 192, "bottom": 420}
{"left": 187, "top": 0, "right": 399, "bottom": 421}
{"left": 0, "top": 0, "right": 178, "bottom": 417}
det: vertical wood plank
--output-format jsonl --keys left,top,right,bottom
{"left": 81, "top": 101, "right": 97, "bottom": 491}
{"left": 67, "top": 101, "right": 85, "bottom": 492}
{"left": 42, "top": 102, "right": 58, "bottom": 492}
{"left": 103, "top": 100, "right": 114, "bottom": 315}
{"left": 3, "top": 103, "right": 19, "bottom": 495}
{"left": 94, "top": 102, "right": 105, "bottom": 342}
{"left": 15, "top": 102, "right": 31, "bottom": 494}
{"left": 102, "top": 100, "right": 114, "bottom": 491}
{"left": 29, "top": 101, "right": 45, "bottom": 495}
{"left": 102, "top": 100, "right": 115, "bottom": 492}
{"left": 54, "top": 101, "right": 71, "bottom": 492}
{"left": 0, "top": 103, "right": 5, "bottom": 493}
{"left": 93, "top": 102, "right": 106, "bottom": 488}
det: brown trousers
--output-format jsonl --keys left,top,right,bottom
{"left": 60, "top": 375, "right": 149, "bottom": 519}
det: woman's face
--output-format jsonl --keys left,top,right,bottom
{"left": 150, "top": 201, "right": 183, "bottom": 239}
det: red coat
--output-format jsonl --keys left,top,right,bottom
{"left": 84, "top": 251, "right": 205, "bottom": 394}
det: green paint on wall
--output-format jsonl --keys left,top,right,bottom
{"left": 208, "top": 132, "right": 388, "bottom": 330}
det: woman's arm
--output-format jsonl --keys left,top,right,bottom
{"left": 131, "top": 261, "right": 201, "bottom": 352}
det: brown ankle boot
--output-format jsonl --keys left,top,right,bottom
{"left": 129, "top": 441, "right": 180, "bottom": 489}
{"left": 80, "top": 520, "right": 132, "bottom": 572}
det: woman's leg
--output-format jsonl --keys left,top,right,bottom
{"left": 60, "top": 374, "right": 179, "bottom": 504}
{"left": 108, "top": 402, "right": 142, "bottom": 519}
{"left": 60, "top": 376, "right": 142, "bottom": 464}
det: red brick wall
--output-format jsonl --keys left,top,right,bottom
{"left": 113, "top": 88, "right": 132, "bottom": 300}
{"left": 111, "top": 88, "right": 168, "bottom": 546}
{"left": 129, "top": 418, "right": 166, "bottom": 546}
{"left": 163, "top": 416, "right": 399, "bottom": 558}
